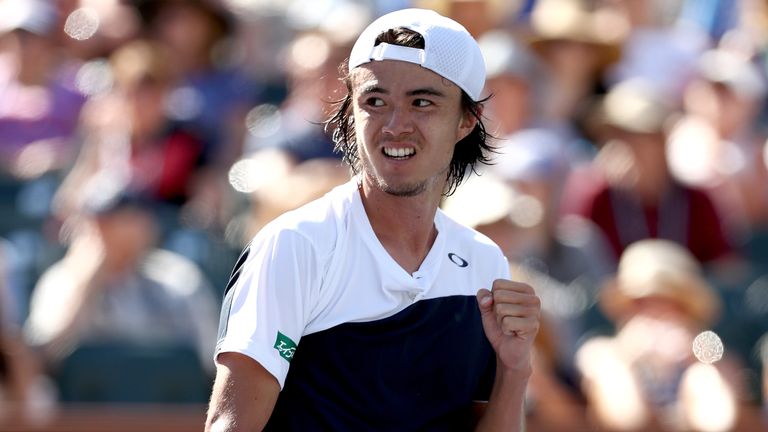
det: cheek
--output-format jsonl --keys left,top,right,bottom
{"left": 353, "top": 114, "right": 373, "bottom": 153}
{"left": 351, "top": 104, "right": 372, "bottom": 136}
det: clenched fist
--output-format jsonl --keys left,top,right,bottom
{"left": 477, "top": 279, "right": 540, "bottom": 373}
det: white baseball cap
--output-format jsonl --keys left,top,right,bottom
{"left": 348, "top": 8, "right": 486, "bottom": 101}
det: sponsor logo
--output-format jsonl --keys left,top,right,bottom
{"left": 274, "top": 331, "right": 297, "bottom": 363}
{"left": 448, "top": 252, "right": 469, "bottom": 268}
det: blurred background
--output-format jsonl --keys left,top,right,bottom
{"left": 0, "top": 0, "right": 767, "bottom": 430}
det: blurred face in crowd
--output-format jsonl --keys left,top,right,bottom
{"left": 5, "top": 30, "right": 56, "bottom": 84}
{"left": 127, "top": 77, "right": 168, "bottom": 140}
{"left": 606, "top": 128, "right": 669, "bottom": 199}
{"left": 685, "top": 79, "right": 758, "bottom": 137}
{"left": 536, "top": 39, "right": 602, "bottom": 79}
{"left": 446, "top": 0, "right": 498, "bottom": 37}
{"left": 155, "top": 3, "right": 222, "bottom": 66}
{"left": 484, "top": 75, "right": 531, "bottom": 135}
{"left": 95, "top": 206, "right": 157, "bottom": 270}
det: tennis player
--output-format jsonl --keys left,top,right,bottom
{"left": 206, "top": 8, "right": 540, "bottom": 431}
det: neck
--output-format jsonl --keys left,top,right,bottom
{"left": 358, "top": 177, "right": 442, "bottom": 274}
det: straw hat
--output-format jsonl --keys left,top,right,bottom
{"left": 441, "top": 171, "right": 515, "bottom": 229}
{"left": 526, "top": 0, "right": 626, "bottom": 67}
{"left": 696, "top": 48, "right": 767, "bottom": 100}
{"left": 599, "top": 239, "right": 721, "bottom": 325}
{"left": 586, "top": 78, "right": 677, "bottom": 138}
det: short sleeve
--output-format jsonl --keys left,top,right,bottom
{"left": 215, "top": 226, "right": 320, "bottom": 388}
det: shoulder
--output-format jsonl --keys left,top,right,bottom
{"left": 245, "top": 180, "right": 358, "bottom": 258}
{"left": 439, "top": 210, "right": 503, "bottom": 250}
{"left": 438, "top": 210, "right": 507, "bottom": 268}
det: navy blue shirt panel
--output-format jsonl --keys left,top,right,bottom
{"left": 264, "top": 295, "right": 496, "bottom": 431}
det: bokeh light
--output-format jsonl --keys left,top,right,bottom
{"left": 64, "top": 7, "right": 100, "bottom": 41}
{"left": 227, "top": 150, "right": 292, "bottom": 194}
{"left": 245, "top": 104, "right": 282, "bottom": 138}
{"left": 683, "top": 363, "right": 737, "bottom": 432}
{"left": 509, "top": 194, "right": 544, "bottom": 228}
{"left": 692, "top": 330, "right": 724, "bottom": 364}
{"left": 75, "top": 59, "right": 114, "bottom": 97}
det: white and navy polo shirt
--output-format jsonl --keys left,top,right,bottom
{"left": 216, "top": 178, "right": 510, "bottom": 430}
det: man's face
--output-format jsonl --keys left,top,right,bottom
{"left": 349, "top": 60, "right": 476, "bottom": 197}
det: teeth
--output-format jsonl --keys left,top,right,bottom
{"left": 383, "top": 147, "right": 415, "bottom": 158}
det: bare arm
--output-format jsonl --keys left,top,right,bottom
{"left": 474, "top": 366, "right": 529, "bottom": 431}
{"left": 205, "top": 352, "right": 280, "bottom": 432}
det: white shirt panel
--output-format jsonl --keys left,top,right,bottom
{"left": 216, "top": 179, "right": 510, "bottom": 388}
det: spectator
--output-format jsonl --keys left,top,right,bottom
{"left": 140, "top": 0, "right": 262, "bottom": 169}
{"left": 576, "top": 239, "right": 741, "bottom": 432}
{"left": 0, "top": 0, "right": 86, "bottom": 178}
{"left": 136, "top": 0, "right": 265, "bottom": 233}
{"left": 524, "top": 0, "right": 625, "bottom": 134}
{"left": 244, "top": 29, "right": 351, "bottom": 163}
{"left": 53, "top": 39, "right": 206, "bottom": 221}
{"left": 477, "top": 30, "right": 548, "bottom": 138}
{"left": 667, "top": 48, "right": 768, "bottom": 249}
{"left": 24, "top": 189, "right": 219, "bottom": 378}
{"left": 565, "top": 78, "right": 734, "bottom": 265}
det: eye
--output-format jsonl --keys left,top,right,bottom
{"left": 365, "top": 97, "right": 385, "bottom": 107}
{"left": 413, "top": 99, "right": 433, "bottom": 107}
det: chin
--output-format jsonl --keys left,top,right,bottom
{"left": 377, "top": 177, "right": 427, "bottom": 197}
{"left": 384, "top": 185, "right": 425, "bottom": 197}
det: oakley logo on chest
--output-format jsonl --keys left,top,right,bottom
{"left": 448, "top": 253, "right": 469, "bottom": 268}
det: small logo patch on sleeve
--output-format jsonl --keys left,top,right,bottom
{"left": 273, "top": 331, "right": 297, "bottom": 363}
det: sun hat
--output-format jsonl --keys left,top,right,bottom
{"left": 593, "top": 78, "right": 676, "bottom": 135}
{"left": 478, "top": 30, "right": 540, "bottom": 82}
{"left": 440, "top": 171, "right": 515, "bottom": 228}
{"left": 599, "top": 239, "right": 722, "bottom": 325}
{"left": 488, "top": 128, "right": 569, "bottom": 182}
{"left": 348, "top": 8, "right": 486, "bottom": 101}
{"left": 696, "top": 48, "right": 767, "bottom": 100}
{"left": 526, "top": 0, "right": 625, "bottom": 70}
{"left": 527, "top": 0, "right": 627, "bottom": 47}
{"left": 0, "top": 0, "right": 57, "bottom": 36}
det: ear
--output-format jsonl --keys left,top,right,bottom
{"left": 457, "top": 104, "right": 481, "bottom": 142}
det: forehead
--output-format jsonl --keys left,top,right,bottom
{"left": 350, "top": 60, "right": 461, "bottom": 97}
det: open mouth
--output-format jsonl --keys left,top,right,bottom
{"left": 382, "top": 147, "right": 415, "bottom": 160}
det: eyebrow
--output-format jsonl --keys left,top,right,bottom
{"left": 358, "top": 84, "right": 447, "bottom": 98}
{"left": 407, "top": 88, "right": 447, "bottom": 98}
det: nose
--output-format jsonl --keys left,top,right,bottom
{"left": 382, "top": 106, "right": 414, "bottom": 137}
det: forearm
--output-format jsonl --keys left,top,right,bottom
{"left": 474, "top": 363, "right": 531, "bottom": 432}
{"left": 37, "top": 280, "right": 97, "bottom": 357}
{"left": 205, "top": 353, "right": 280, "bottom": 432}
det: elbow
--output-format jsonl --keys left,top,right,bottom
{"left": 206, "top": 413, "right": 238, "bottom": 432}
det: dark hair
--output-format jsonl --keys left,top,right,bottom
{"left": 323, "top": 27, "right": 495, "bottom": 196}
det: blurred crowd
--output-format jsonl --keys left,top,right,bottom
{"left": 0, "top": 0, "right": 767, "bottom": 431}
